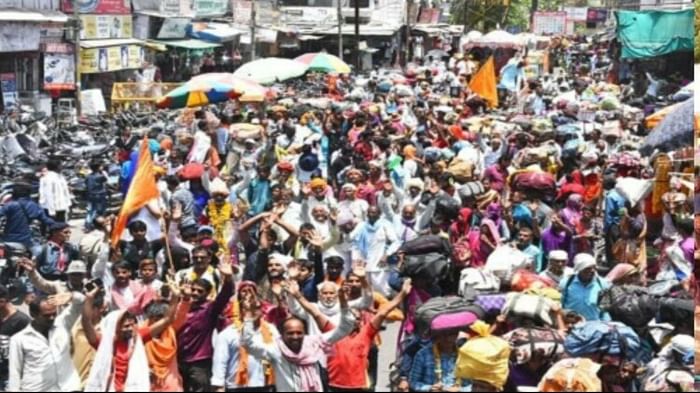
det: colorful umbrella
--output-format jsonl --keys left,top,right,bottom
{"left": 190, "top": 73, "right": 274, "bottom": 103}
{"left": 233, "top": 57, "right": 308, "bottom": 85}
{"left": 640, "top": 98, "right": 693, "bottom": 155}
{"left": 156, "top": 80, "right": 242, "bottom": 109}
{"left": 295, "top": 52, "right": 351, "bottom": 74}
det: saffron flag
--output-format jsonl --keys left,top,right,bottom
{"left": 469, "top": 56, "right": 499, "bottom": 109}
{"left": 111, "top": 137, "right": 160, "bottom": 247}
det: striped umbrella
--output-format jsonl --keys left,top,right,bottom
{"left": 156, "top": 80, "right": 242, "bottom": 109}
{"left": 295, "top": 52, "right": 351, "bottom": 74}
{"left": 190, "top": 73, "right": 274, "bottom": 103}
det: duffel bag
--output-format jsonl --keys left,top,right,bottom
{"left": 435, "top": 196, "right": 460, "bottom": 219}
{"left": 564, "top": 321, "right": 641, "bottom": 360}
{"left": 598, "top": 285, "right": 659, "bottom": 328}
{"left": 657, "top": 297, "right": 693, "bottom": 325}
{"left": 459, "top": 181, "right": 485, "bottom": 199}
{"left": 474, "top": 294, "right": 508, "bottom": 316}
{"left": 430, "top": 311, "right": 480, "bottom": 333}
{"left": 400, "top": 252, "right": 450, "bottom": 282}
{"left": 511, "top": 269, "right": 555, "bottom": 292}
{"left": 415, "top": 296, "right": 486, "bottom": 337}
{"left": 503, "top": 327, "right": 565, "bottom": 365}
{"left": 399, "top": 235, "right": 452, "bottom": 256}
{"left": 538, "top": 358, "right": 602, "bottom": 392}
{"left": 503, "top": 293, "right": 556, "bottom": 326}
{"left": 456, "top": 321, "right": 511, "bottom": 390}
{"left": 485, "top": 246, "right": 531, "bottom": 283}
{"left": 458, "top": 268, "right": 501, "bottom": 296}
{"left": 512, "top": 171, "right": 556, "bottom": 193}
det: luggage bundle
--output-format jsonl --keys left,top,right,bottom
{"left": 537, "top": 358, "right": 603, "bottom": 392}
{"left": 511, "top": 171, "right": 556, "bottom": 195}
{"left": 511, "top": 269, "right": 556, "bottom": 292}
{"left": 455, "top": 321, "right": 511, "bottom": 390}
{"left": 503, "top": 292, "right": 558, "bottom": 327}
{"left": 414, "top": 296, "right": 485, "bottom": 336}
{"left": 564, "top": 321, "right": 641, "bottom": 362}
{"left": 485, "top": 246, "right": 532, "bottom": 284}
{"left": 503, "top": 327, "right": 566, "bottom": 365}
{"left": 398, "top": 235, "right": 453, "bottom": 284}
{"left": 597, "top": 285, "right": 660, "bottom": 328}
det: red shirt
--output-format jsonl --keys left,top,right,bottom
{"left": 327, "top": 323, "right": 379, "bottom": 389}
{"left": 93, "top": 326, "right": 151, "bottom": 392}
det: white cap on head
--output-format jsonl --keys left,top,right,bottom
{"left": 549, "top": 250, "right": 569, "bottom": 261}
{"left": 573, "top": 253, "right": 596, "bottom": 274}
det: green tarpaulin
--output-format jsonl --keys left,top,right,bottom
{"left": 615, "top": 9, "right": 693, "bottom": 59}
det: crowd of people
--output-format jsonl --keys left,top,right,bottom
{"left": 0, "top": 34, "right": 696, "bottom": 393}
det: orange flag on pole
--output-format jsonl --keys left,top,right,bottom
{"left": 111, "top": 137, "right": 160, "bottom": 247}
{"left": 469, "top": 56, "right": 499, "bottom": 109}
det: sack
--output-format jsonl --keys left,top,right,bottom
{"left": 430, "top": 311, "right": 480, "bottom": 333}
{"left": 474, "top": 294, "right": 508, "bottom": 316}
{"left": 640, "top": 365, "right": 693, "bottom": 393}
{"left": 415, "top": 296, "right": 485, "bottom": 337}
{"left": 511, "top": 269, "right": 555, "bottom": 292}
{"left": 538, "top": 358, "right": 602, "bottom": 392}
{"left": 458, "top": 181, "right": 485, "bottom": 199}
{"left": 512, "top": 172, "right": 556, "bottom": 194}
{"left": 503, "top": 293, "right": 556, "bottom": 326}
{"left": 598, "top": 285, "right": 659, "bottom": 328}
{"left": 485, "top": 246, "right": 531, "bottom": 283}
{"left": 456, "top": 331, "right": 511, "bottom": 389}
{"left": 615, "top": 177, "right": 652, "bottom": 207}
{"left": 564, "top": 321, "right": 641, "bottom": 360}
{"left": 399, "top": 235, "right": 451, "bottom": 256}
{"left": 459, "top": 268, "right": 501, "bottom": 296}
{"left": 657, "top": 298, "right": 693, "bottom": 325}
{"left": 447, "top": 158, "right": 475, "bottom": 183}
{"left": 435, "top": 196, "right": 460, "bottom": 219}
{"left": 503, "top": 327, "right": 565, "bottom": 365}
{"left": 400, "top": 252, "right": 450, "bottom": 282}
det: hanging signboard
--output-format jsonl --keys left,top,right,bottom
{"left": 0, "top": 73, "right": 18, "bottom": 111}
{"left": 80, "top": 44, "right": 144, "bottom": 73}
{"left": 564, "top": 7, "right": 588, "bottom": 22}
{"left": 193, "top": 0, "right": 227, "bottom": 17}
{"left": 44, "top": 51, "right": 76, "bottom": 90}
{"left": 586, "top": 8, "right": 608, "bottom": 23}
{"left": 233, "top": 0, "right": 252, "bottom": 25}
{"left": 159, "top": 0, "right": 192, "bottom": 14}
{"left": 62, "top": 0, "right": 131, "bottom": 14}
{"left": 532, "top": 11, "right": 567, "bottom": 35}
{"left": 80, "top": 15, "right": 133, "bottom": 39}
{"left": 0, "top": 23, "right": 41, "bottom": 52}
{"left": 80, "top": 89, "right": 107, "bottom": 115}
{"left": 418, "top": 8, "right": 440, "bottom": 24}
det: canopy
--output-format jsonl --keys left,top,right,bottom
{"left": 464, "top": 29, "right": 523, "bottom": 49}
{"left": 615, "top": 9, "right": 693, "bottom": 59}
{"left": 295, "top": 52, "right": 351, "bottom": 74}
{"left": 187, "top": 22, "right": 243, "bottom": 43}
{"left": 190, "top": 73, "right": 272, "bottom": 102}
{"left": 640, "top": 98, "right": 693, "bottom": 155}
{"left": 233, "top": 57, "right": 308, "bottom": 85}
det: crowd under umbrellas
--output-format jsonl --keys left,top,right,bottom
{"left": 0, "top": 41, "right": 695, "bottom": 393}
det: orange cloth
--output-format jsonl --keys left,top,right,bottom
{"left": 231, "top": 300, "right": 274, "bottom": 386}
{"left": 111, "top": 137, "right": 160, "bottom": 247}
{"left": 144, "top": 327, "right": 179, "bottom": 390}
{"left": 469, "top": 56, "right": 499, "bottom": 109}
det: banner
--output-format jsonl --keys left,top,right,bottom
{"left": 587, "top": 8, "right": 608, "bottom": 23}
{"left": 0, "top": 73, "right": 18, "bottom": 111}
{"left": 159, "top": 0, "right": 192, "bottom": 14}
{"left": 0, "top": 23, "right": 41, "bottom": 52}
{"left": 63, "top": 0, "right": 130, "bottom": 14}
{"left": 80, "top": 44, "right": 144, "bottom": 73}
{"left": 418, "top": 8, "right": 440, "bottom": 24}
{"left": 44, "top": 52, "right": 76, "bottom": 90}
{"left": 80, "top": 15, "right": 133, "bottom": 39}
{"left": 232, "top": 0, "right": 252, "bottom": 25}
{"left": 564, "top": 7, "right": 588, "bottom": 22}
{"left": 193, "top": 0, "right": 227, "bottom": 16}
{"left": 158, "top": 18, "right": 190, "bottom": 39}
{"left": 532, "top": 11, "right": 567, "bottom": 35}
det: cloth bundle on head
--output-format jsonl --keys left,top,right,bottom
{"left": 310, "top": 178, "right": 327, "bottom": 189}
{"left": 277, "top": 161, "right": 294, "bottom": 173}
{"left": 342, "top": 183, "right": 357, "bottom": 192}
{"left": 455, "top": 320, "right": 511, "bottom": 390}
{"left": 406, "top": 178, "right": 425, "bottom": 191}
{"left": 573, "top": 253, "right": 597, "bottom": 274}
{"left": 269, "top": 253, "right": 294, "bottom": 269}
{"left": 549, "top": 250, "right": 568, "bottom": 261}
{"left": 336, "top": 210, "right": 355, "bottom": 226}
{"left": 605, "top": 263, "right": 638, "bottom": 284}
{"left": 210, "top": 178, "right": 230, "bottom": 196}
{"left": 85, "top": 311, "right": 151, "bottom": 392}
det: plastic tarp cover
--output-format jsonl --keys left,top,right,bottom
{"left": 615, "top": 9, "right": 693, "bottom": 59}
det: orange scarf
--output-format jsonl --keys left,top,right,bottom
{"left": 144, "top": 326, "right": 177, "bottom": 386}
{"left": 231, "top": 300, "right": 274, "bottom": 386}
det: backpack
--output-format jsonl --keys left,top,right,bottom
{"left": 399, "top": 235, "right": 452, "bottom": 256}
{"left": 400, "top": 252, "right": 450, "bottom": 283}
{"left": 597, "top": 285, "right": 660, "bottom": 328}
{"left": 415, "top": 296, "right": 485, "bottom": 337}
{"left": 538, "top": 358, "right": 602, "bottom": 392}
{"left": 564, "top": 321, "right": 641, "bottom": 361}
{"left": 503, "top": 327, "right": 566, "bottom": 365}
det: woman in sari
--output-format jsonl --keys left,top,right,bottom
{"left": 469, "top": 218, "right": 501, "bottom": 267}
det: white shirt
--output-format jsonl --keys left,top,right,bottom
{"left": 338, "top": 198, "right": 369, "bottom": 222}
{"left": 350, "top": 220, "right": 401, "bottom": 272}
{"left": 39, "top": 170, "right": 72, "bottom": 215}
{"left": 212, "top": 324, "right": 280, "bottom": 389}
{"left": 9, "top": 293, "right": 85, "bottom": 392}
{"left": 242, "top": 310, "right": 355, "bottom": 392}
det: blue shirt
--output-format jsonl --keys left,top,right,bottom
{"left": 409, "top": 345, "right": 472, "bottom": 392}
{"left": 247, "top": 178, "right": 271, "bottom": 216}
{"left": 0, "top": 199, "right": 54, "bottom": 247}
{"left": 604, "top": 189, "right": 626, "bottom": 231}
{"left": 560, "top": 275, "right": 611, "bottom": 322}
{"left": 215, "top": 126, "right": 229, "bottom": 156}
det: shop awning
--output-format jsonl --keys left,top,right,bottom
{"left": 299, "top": 35, "right": 323, "bottom": 41}
{"left": 81, "top": 38, "right": 145, "bottom": 49}
{"left": 315, "top": 24, "right": 399, "bottom": 37}
{"left": 615, "top": 9, "right": 693, "bottom": 59}
{"left": 0, "top": 8, "right": 68, "bottom": 23}
{"left": 148, "top": 39, "right": 222, "bottom": 50}
{"left": 187, "top": 22, "right": 243, "bottom": 43}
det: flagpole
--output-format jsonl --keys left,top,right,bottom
{"left": 161, "top": 217, "right": 176, "bottom": 276}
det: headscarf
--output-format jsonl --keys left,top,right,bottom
{"left": 450, "top": 208, "right": 473, "bottom": 242}
{"left": 277, "top": 336, "right": 329, "bottom": 391}
{"left": 486, "top": 202, "right": 503, "bottom": 228}
{"left": 310, "top": 178, "right": 328, "bottom": 190}
{"left": 561, "top": 194, "right": 583, "bottom": 227}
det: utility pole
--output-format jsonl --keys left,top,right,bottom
{"left": 337, "top": 0, "right": 343, "bottom": 60}
{"left": 251, "top": 0, "right": 257, "bottom": 61}
{"left": 405, "top": 0, "right": 412, "bottom": 65}
{"left": 73, "top": 0, "right": 81, "bottom": 117}
{"left": 354, "top": 0, "right": 359, "bottom": 69}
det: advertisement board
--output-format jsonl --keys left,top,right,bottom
{"left": 44, "top": 52, "right": 76, "bottom": 90}
{"left": 80, "top": 15, "right": 133, "bottom": 39}
{"left": 0, "top": 73, "right": 18, "bottom": 111}
{"left": 80, "top": 44, "right": 144, "bottom": 73}
{"left": 564, "top": 7, "right": 588, "bottom": 22}
{"left": 62, "top": 0, "right": 131, "bottom": 14}
{"left": 193, "top": 0, "right": 227, "bottom": 16}
{"left": 232, "top": 0, "right": 252, "bottom": 25}
{"left": 0, "top": 22, "right": 41, "bottom": 52}
{"left": 532, "top": 11, "right": 567, "bottom": 35}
